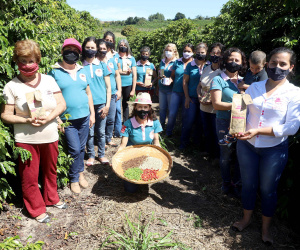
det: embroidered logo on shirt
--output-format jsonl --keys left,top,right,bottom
{"left": 95, "top": 69, "right": 103, "bottom": 77}
{"left": 115, "top": 57, "right": 118, "bottom": 63}
{"left": 79, "top": 74, "right": 87, "bottom": 82}
{"left": 121, "top": 125, "right": 126, "bottom": 133}
{"left": 109, "top": 62, "right": 114, "bottom": 69}
{"left": 275, "top": 97, "right": 281, "bottom": 104}
{"left": 107, "top": 65, "right": 112, "bottom": 72}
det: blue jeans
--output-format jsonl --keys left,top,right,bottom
{"left": 114, "top": 98, "right": 122, "bottom": 137}
{"left": 180, "top": 97, "right": 203, "bottom": 148}
{"left": 200, "top": 110, "right": 219, "bottom": 158}
{"left": 64, "top": 115, "right": 90, "bottom": 183}
{"left": 159, "top": 89, "right": 172, "bottom": 128}
{"left": 105, "top": 94, "right": 117, "bottom": 143}
{"left": 86, "top": 104, "right": 107, "bottom": 159}
{"left": 216, "top": 118, "right": 240, "bottom": 184}
{"left": 237, "top": 139, "right": 288, "bottom": 217}
{"left": 166, "top": 92, "right": 185, "bottom": 136}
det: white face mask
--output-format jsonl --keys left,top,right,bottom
{"left": 165, "top": 51, "right": 173, "bottom": 59}
{"left": 183, "top": 52, "right": 193, "bottom": 59}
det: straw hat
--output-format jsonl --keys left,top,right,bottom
{"left": 128, "top": 92, "right": 152, "bottom": 105}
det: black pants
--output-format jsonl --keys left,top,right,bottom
{"left": 122, "top": 85, "right": 132, "bottom": 122}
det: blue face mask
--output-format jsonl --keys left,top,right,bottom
{"left": 85, "top": 49, "right": 97, "bottom": 58}
{"left": 267, "top": 67, "right": 290, "bottom": 81}
{"left": 210, "top": 55, "right": 220, "bottom": 63}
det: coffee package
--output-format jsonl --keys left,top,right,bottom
{"left": 25, "top": 90, "right": 46, "bottom": 119}
{"left": 159, "top": 69, "right": 164, "bottom": 78}
{"left": 122, "top": 59, "right": 130, "bottom": 71}
{"left": 144, "top": 68, "right": 153, "bottom": 86}
{"left": 200, "top": 86, "right": 211, "bottom": 103}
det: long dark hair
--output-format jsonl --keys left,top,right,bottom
{"left": 130, "top": 104, "right": 157, "bottom": 121}
{"left": 81, "top": 36, "right": 97, "bottom": 62}
{"left": 220, "top": 47, "right": 247, "bottom": 76}
{"left": 103, "top": 31, "right": 116, "bottom": 51}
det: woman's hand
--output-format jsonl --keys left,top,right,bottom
{"left": 127, "top": 68, "right": 132, "bottom": 75}
{"left": 136, "top": 82, "right": 145, "bottom": 87}
{"left": 200, "top": 100, "right": 212, "bottom": 105}
{"left": 89, "top": 113, "right": 95, "bottom": 128}
{"left": 234, "top": 129, "right": 258, "bottom": 140}
{"left": 129, "top": 90, "right": 135, "bottom": 97}
{"left": 27, "top": 116, "right": 50, "bottom": 127}
{"left": 185, "top": 96, "right": 193, "bottom": 109}
{"left": 99, "top": 106, "right": 109, "bottom": 119}
{"left": 116, "top": 90, "right": 122, "bottom": 101}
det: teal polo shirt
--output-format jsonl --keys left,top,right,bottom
{"left": 118, "top": 55, "right": 136, "bottom": 87}
{"left": 84, "top": 60, "right": 111, "bottom": 105}
{"left": 210, "top": 72, "right": 240, "bottom": 120}
{"left": 136, "top": 60, "right": 155, "bottom": 91}
{"left": 158, "top": 59, "right": 176, "bottom": 92}
{"left": 48, "top": 63, "right": 90, "bottom": 121}
{"left": 107, "top": 57, "right": 118, "bottom": 95}
{"left": 184, "top": 60, "right": 210, "bottom": 98}
{"left": 172, "top": 58, "right": 185, "bottom": 93}
{"left": 121, "top": 117, "right": 163, "bottom": 146}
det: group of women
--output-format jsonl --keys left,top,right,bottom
{"left": 1, "top": 32, "right": 300, "bottom": 245}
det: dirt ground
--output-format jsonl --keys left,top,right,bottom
{"left": 1, "top": 103, "right": 300, "bottom": 249}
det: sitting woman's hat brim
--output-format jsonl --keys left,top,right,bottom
{"left": 127, "top": 101, "right": 152, "bottom": 105}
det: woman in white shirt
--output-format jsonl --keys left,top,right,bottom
{"left": 232, "top": 47, "right": 300, "bottom": 245}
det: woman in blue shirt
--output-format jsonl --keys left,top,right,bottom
{"left": 135, "top": 46, "right": 157, "bottom": 97}
{"left": 48, "top": 38, "right": 95, "bottom": 194}
{"left": 210, "top": 47, "right": 247, "bottom": 197}
{"left": 157, "top": 43, "right": 179, "bottom": 128}
{"left": 180, "top": 42, "right": 210, "bottom": 149}
{"left": 166, "top": 43, "right": 194, "bottom": 137}
{"left": 82, "top": 38, "right": 112, "bottom": 167}
{"left": 117, "top": 39, "right": 137, "bottom": 123}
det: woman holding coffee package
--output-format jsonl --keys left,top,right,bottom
{"left": 232, "top": 47, "right": 300, "bottom": 245}
{"left": 1, "top": 39, "right": 67, "bottom": 223}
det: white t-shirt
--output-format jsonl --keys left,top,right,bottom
{"left": 3, "top": 73, "right": 61, "bottom": 144}
{"left": 199, "top": 65, "right": 222, "bottom": 113}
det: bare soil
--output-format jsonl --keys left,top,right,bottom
{"left": 1, "top": 103, "right": 300, "bottom": 249}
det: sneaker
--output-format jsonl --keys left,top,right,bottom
{"left": 218, "top": 134, "right": 237, "bottom": 145}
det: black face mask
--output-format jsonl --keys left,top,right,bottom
{"left": 267, "top": 67, "right": 290, "bottom": 81}
{"left": 63, "top": 50, "right": 80, "bottom": 64}
{"left": 84, "top": 49, "right": 97, "bottom": 58}
{"left": 141, "top": 55, "right": 149, "bottom": 61}
{"left": 210, "top": 55, "right": 220, "bottom": 63}
{"left": 99, "top": 50, "right": 108, "bottom": 57}
{"left": 196, "top": 53, "right": 206, "bottom": 61}
{"left": 119, "top": 46, "right": 128, "bottom": 53}
{"left": 226, "top": 61, "right": 242, "bottom": 73}
{"left": 106, "top": 41, "right": 114, "bottom": 50}
{"left": 136, "top": 110, "right": 149, "bottom": 120}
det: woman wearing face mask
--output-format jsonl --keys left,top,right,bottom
{"left": 166, "top": 43, "right": 194, "bottom": 137}
{"left": 135, "top": 46, "right": 157, "bottom": 97}
{"left": 117, "top": 39, "right": 137, "bottom": 123}
{"left": 48, "top": 38, "right": 95, "bottom": 194}
{"left": 103, "top": 31, "right": 122, "bottom": 138}
{"left": 158, "top": 43, "right": 179, "bottom": 129}
{"left": 180, "top": 42, "right": 210, "bottom": 149}
{"left": 2, "top": 39, "right": 67, "bottom": 223}
{"left": 118, "top": 92, "right": 163, "bottom": 192}
{"left": 210, "top": 47, "right": 247, "bottom": 197}
{"left": 82, "top": 38, "right": 112, "bottom": 167}
{"left": 231, "top": 47, "right": 300, "bottom": 245}
{"left": 196, "top": 42, "right": 224, "bottom": 162}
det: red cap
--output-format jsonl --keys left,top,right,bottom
{"left": 62, "top": 38, "right": 82, "bottom": 53}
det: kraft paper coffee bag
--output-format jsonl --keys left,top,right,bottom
{"left": 144, "top": 68, "right": 153, "bottom": 86}
{"left": 25, "top": 90, "right": 46, "bottom": 119}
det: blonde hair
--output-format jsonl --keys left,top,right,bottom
{"left": 161, "top": 43, "right": 179, "bottom": 60}
{"left": 13, "top": 39, "right": 41, "bottom": 64}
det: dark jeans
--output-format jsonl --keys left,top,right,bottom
{"left": 114, "top": 98, "right": 122, "bottom": 137}
{"left": 216, "top": 118, "right": 240, "bottom": 184}
{"left": 237, "top": 139, "right": 288, "bottom": 217}
{"left": 105, "top": 94, "right": 117, "bottom": 143}
{"left": 64, "top": 115, "right": 90, "bottom": 183}
{"left": 122, "top": 85, "right": 132, "bottom": 122}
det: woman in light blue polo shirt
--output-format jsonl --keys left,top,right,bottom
{"left": 117, "top": 39, "right": 137, "bottom": 123}
{"left": 158, "top": 43, "right": 179, "bottom": 128}
{"left": 210, "top": 47, "right": 247, "bottom": 197}
{"left": 48, "top": 38, "right": 95, "bottom": 195}
{"left": 180, "top": 42, "right": 210, "bottom": 149}
{"left": 166, "top": 43, "right": 194, "bottom": 137}
{"left": 118, "top": 92, "right": 163, "bottom": 192}
{"left": 82, "top": 38, "right": 112, "bottom": 167}
{"left": 136, "top": 46, "right": 157, "bottom": 97}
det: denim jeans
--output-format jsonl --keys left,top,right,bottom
{"left": 180, "top": 97, "right": 203, "bottom": 148}
{"left": 166, "top": 91, "right": 185, "bottom": 136}
{"left": 159, "top": 89, "right": 172, "bottom": 128}
{"left": 114, "top": 98, "right": 122, "bottom": 137}
{"left": 64, "top": 115, "right": 90, "bottom": 183}
{"left": 237, "top": 139, "right": 288, "bottom": 217}
{"left": 86, "top": 104, "right": 107, "bottom": 159}
{"left": 216, "top": 118, "right": 240, "bottom": 184}
{"left": 200, "top": 110, "right": 219, "bottom": 158}
{"left": 105, "top": 94, "right": 117, "bottom": 143}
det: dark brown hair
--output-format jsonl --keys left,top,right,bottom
{"left": 220, "top": 47, "right": 247, "bottom": 76}
{"left": 129, "top": 104, "right": 157, "bottom": 121}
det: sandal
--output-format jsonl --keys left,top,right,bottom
{"left": 96, "top": 157, "right": 111, "bottom": 166}
{"left": 36, "top": 214, "right": 50, "bottom": 223}
{"left": 107, "top": 142, "right": 118, "bottom": 147}
{"left": 86, "top": 158, "right": 94, "bottom": 166}
{"left": 53, "top": 202, "right": 67, "bottom": 209}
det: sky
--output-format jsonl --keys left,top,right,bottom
{"left": 66, "top": 0, "right": 229, "bottom": 21}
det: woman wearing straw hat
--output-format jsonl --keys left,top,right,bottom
{"left": 118, "top": 92, "right": 163, "bottom": 192}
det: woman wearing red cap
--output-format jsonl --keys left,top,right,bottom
{"left": 48, "top": 38, "right": 95, "bottom": 194}
{"left": 2, "top": 39, "right": 67, "bottom": 223}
